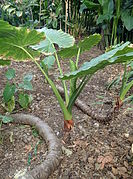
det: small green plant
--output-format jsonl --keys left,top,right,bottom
{"left": 107, "top": 60, "right": 133, "bottom": 110}
{"left": 31, "top": 126, "right": 39, "bottom": 138}
{"left": 0, "top": 115, "right": 14, "bottom": 125}
{"left": 0, "top": 20, "right": 133, "bottom": 131}
{"left": 2, "top": 68, "right": 33, "bottom": 113}
{"left": 119, "top": 62, "right": 133, "bottom": 103}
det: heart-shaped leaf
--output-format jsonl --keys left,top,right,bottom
{"left": 0, "top": 115, "right": 14, "bottom": 123}
{"left": 5, "top": 68, "right": 15, "bottom": 80}
{"left": 3, "top": 83, "right": 16, "bottom": 103}
{"left": 18, "top": 81, "right": 33, "bottom": 91}
{"left": 7, "top": 96, "right": 15, "bottom": 113}
{"left": 58, "top": 34, "right": 101, "bottom": 59}
{"left": 18, "top": 93, "right": 30, "bottom": 109}
{"left": 32, "top": 27, "right": 75, "bottom": 55}
{"left": 41, "top": 55, "right": 55, "bottom": 69}
{"left": 0, "top": 20, "right": 44, "bottom": 61}
{"left": 23, "top": 73, "right": 33, "bottom": 81}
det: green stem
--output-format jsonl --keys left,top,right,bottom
{"left": 67, "top": 75, "right": 91, "bottom": 113}
{"left": 104, "top": 28, "right": 109, "bottom": 48}
{"left": 39, "top": 0, "right": 42, "bottom": 24}
{"left": 76, "top": 48, "right": 80, "bottom": 68}
{"left": 120, "top": 63, "right": 127, "bottom": 96}
{"left": 46, "top": 35, "right": 69, "bottom": 106}
{"left": 120, "top": 80, "right": 133, "bottom": 101}
{"left": 111, "top": 0, "right": 121, "bottom": 45}
{"left": 54, "top": 52, "right": 69, "bottom": 105}
{"left": 21, "top": 47, "right": 72, "bottom": 120}
{"left": 0, "top": 120, "right": 2, "bottom": 128}
{"left": 111, "top": 17, "right": 115, "bottom": 46}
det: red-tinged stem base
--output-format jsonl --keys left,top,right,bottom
{"left": 64, "top": 119, "right": 74, "bottom": 132}
{"left": 114, "top": 97, "right": 123, "bottom": 111}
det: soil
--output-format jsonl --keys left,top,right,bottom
{"left": 0, "top": 46, "right": 133, "bottom": 179}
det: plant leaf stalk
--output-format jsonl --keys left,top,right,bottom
{"left": 120, "top": 62, "right": 127, "bottom": 96}
{"left": 67, "top": 74, "right": 92, "bottom": 113}
{"left": 54, "top": 52, "right": 69, "bottom": 105}
{"left": 76, "top": 47, "right": 81, "bottom": 68}
{"left": 46, "top": 35, "right": 69, "bottom": 106}
{"left": 119, "top": 62, "right": 133, "bottom": 102}
{"left": 120, "top": 80, "right": 133, "bottom": 101}
{"left": 20, "top": 46, "right": 72, "bottom": 121}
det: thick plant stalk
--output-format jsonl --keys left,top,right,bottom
{"left": 11, "top": 114, "right": 62, "bottom": 179}
{"left": 65, "top": 0, "right": 68, "bottom": 32}
{"left": 111, "top": 0, "right": 121, "bottom": 45}
{"left": 21, "top": 47, "right": 72, "bottom": 122}
{"left": 39, "top": 0, "right": 42, "bottom": 25}
{"left": 54, "top": 52, "right": 69, "bottom": 106}
{"left": 56, "top": 85, "right": 113, "bottom": 122}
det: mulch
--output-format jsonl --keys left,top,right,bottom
{"left": 0, "top": 46, "right": 133, "bottom": 179}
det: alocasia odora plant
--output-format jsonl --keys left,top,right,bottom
{"left": 0, "top": 20, "right": 133, "bottom": 131}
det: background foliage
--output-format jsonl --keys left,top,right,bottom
{"left": 0, "top": 0, "right": 132, "bottom": 47}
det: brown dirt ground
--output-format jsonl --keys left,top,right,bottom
{"left": 0, "top": 47, "right": 133, "bottom": 179}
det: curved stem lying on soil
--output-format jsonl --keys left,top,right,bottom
{"left": 56, "top": 85, "right": 115, "bottom": 123}
{"left": 11, "top": 114, "right": 62, "bottom": 179}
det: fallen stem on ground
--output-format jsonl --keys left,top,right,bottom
{"left": 56, "top": 85, "right": 116, "bottom": 123}
{"left": 11, "top": 113, "right": 62, "bottom": 179}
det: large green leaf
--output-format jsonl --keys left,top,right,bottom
{"left": 0, "top": 59, "right": 11, "bottom": 66}
{"left": 23, "top": 73, "right": 33, "bottom": 81}
{"left": 3, "top": 83, "right": 16, "bottom": 103}
{"left": 0, "top": 20, "right": 13, "bottom": 32}
{"left": 18, "top": 93, "right": 30, "bottom": 109}
{"left": 5, "top": 68, "right": 15, "bottom": 80}
{"left": 41, "top": 55, "right": 55, "bottom": 69}
{"left": 7, "top": 96, "right": 15, "bottom": 113}
{"left": 39, "top": 27, "right": 75, "bottom": 48}
{"left": 78, "top": 34, "right": 102, "bottom": 53}
{"left": 31, "top": 27, "right": 75, "bottom": 55}
{"left": 32, "top": 38, "right": 56, "bottom": 54}
{"left": 60, "top": 42, "right": 133, "bottom": 80}
{"left": 40, "top": 56, "right": 55, "bottom": 75}
{"left": 121, "top": 10, "right": 133, "bottom": 31}
{"left": 79, "top": 4, "right": 88, "bottom": 14}
{"left": 58, "top": 45, "right": 78, "bottom": 58}
{"left": 83, "top": 0, "right": 100, "bottom": 9}
{"left": 58, "top": 34, "right": 101, "bottom": 59}
{"left": 18, "top": 81, "right": 33, "bottom": 91}
{"left": 99, "top": 0, "right": 114, "bottom": 15}
{"left": 0, "top": 115, "right": 14, "bottom": 124}
{"left": 0, "top": 20, "right": 44, "bottom": 61}
{"left": 97, "top": 14, "right": 113, "bottom": 24}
